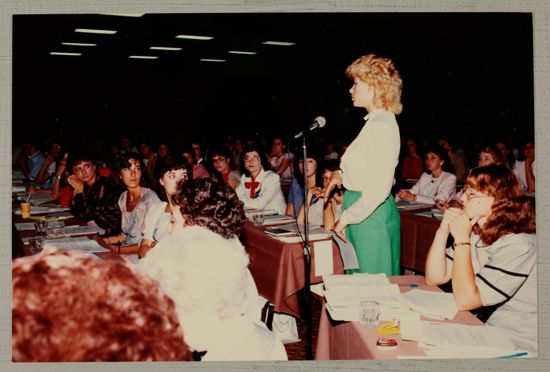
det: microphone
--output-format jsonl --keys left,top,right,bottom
{"left": 294, "top": 116, "right": 327, "bottom": 139}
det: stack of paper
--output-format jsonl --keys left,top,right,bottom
{"left": 49, "top": 225, "right": 105, "bottom": 237}
{"left": 244, "top": 208, "right": 277, "bottom": 219}
{"left": 15, "top": 220, "right": 65, "bottom": 231}
{"left": 262, "top": 214, "right": 295, "bottom": 226}
{"left": 398, "top": 317, "right": 524, "bottom": 359}
{"left": 395, "top": 289, "right": 458, "bottom": 320}
{"left": 323, "top": 274, "right": 409, "bottom": 321}
{"left": 15, "top": 205, "right": 70, "bottom": 215}
{"left": 396, "top": 201, "right": 434, "bottom": 211}
{"left": 44, "top": 237, "right": 110, "bottom": 253}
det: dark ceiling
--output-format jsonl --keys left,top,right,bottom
{"left": 12, "top": 12, "right": 534, "bottom": 147}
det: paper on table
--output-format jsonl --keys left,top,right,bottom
{"left": 49, "top": 225, "right": 105, "bottom": 237}
{"left": 15, "top": 220, "right": 65, "bottom": 231}
{"left": 272, "top": 234, "right": 331, "bottom": 243}
{"left": 420, "top": 345, "right": 529, "bottom": 359}
{"left": 313, "top": 239, "right": 333, "bottom": 277}
{"left": 420, "top": 321, "right": 517, "bottom": 350}
{"left": 395, "top": 289, "right": 458, "bottom": 320}
{"left": 262, "top": 214, "right": 295, "bottom": 226}
{"left": 43, "top": 237, "right": 110, "bottom": 253}
{"left": 14, "top": 205, "right": 70, "bottom": 215}
{"left": 12, "top": 185, "right": 26, "bottom": 193}
{"left": 332, "top": 233, "right": 359, "bottom": 270}
{"left": 396, "top": 201, "right": 434, "bottom": 211}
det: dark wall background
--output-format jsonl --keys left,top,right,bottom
{"left": 13, "top": 12, "right": 534, "bottom": 149}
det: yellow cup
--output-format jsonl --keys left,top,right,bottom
{"left": 20, "top": 202, "right": 31, "bottom": 218}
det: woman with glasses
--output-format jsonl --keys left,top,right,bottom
{"left": 103, "top": 152, "right": 160, "bottom": 257}
{"left": 138, "top": 155, "right": 192, "bottom": 258}
{"left": 396, "top": 144, "right": 456, "bottom": 205}
{"left": 68, "top": 149, "right": 123, "bottom": 237}
{"left": 209, "top": 145, "right": 241, "bottom": 189}
{"left": 324, "top": 54, "right": 403, "bottom": 275}
{"left": 425, "top": 165, "right": 537, "bottom": 354}
{"left": 235, "top": 143, "right": 286, "bottom": 215}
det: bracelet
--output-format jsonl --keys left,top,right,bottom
{"left": 55, "top": 175, "right": 62, "bottom": 180}
{"left": 452, "top": 241, "right": 471, "bottom": 248}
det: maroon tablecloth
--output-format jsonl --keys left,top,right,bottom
{"left": 241, "top": 221, "right": 344, "bottom": 319}
{"left": 399, "top": 211, "right": 441, "bottom": 273}
{"left": 315, "top": 275, "right": 483, "bottom": 360}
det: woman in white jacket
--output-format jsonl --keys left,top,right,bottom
{"left": 235, "top": 143, "right": 286, "bottom": 215}
{"left": 396, "top": 144, "right": 456, "bottom": 205}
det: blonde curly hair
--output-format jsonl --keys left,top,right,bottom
{"left": 345, "top": 54, "right": 403, "bottom": 114}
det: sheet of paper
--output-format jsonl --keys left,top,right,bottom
{"left": 261, "top": 214, "right": 296, "bottom": 226}
{"left": 272, "top": 234, "right": 332, "bottom": 243}
{"left": 395, "top": 289, "right": 458, "bottom": 320}
{"left": 313, "top": 239, "right": 333, "bottom": 277}
{"left": 421, "top": 321, "right": 517, "bottom": 350}
{"left": 15, "top": 220, "right": 65, "bottom": 231}
{"left": 43, "top": 237, "right": 110, "bottom": 253}
{"left": 332, "top": 233, "right": 359, "bottom": 270}
{"left": 15, "top": 205, "right": 70, "bottom": 215}
{"left": 49, "top": 225, "right": 105, "bottom": 237}
{"left": 396, "top": 201, "right": 434, "bottom": 211}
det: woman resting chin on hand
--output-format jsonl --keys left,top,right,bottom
{"left": 424, "top": 165, "right": 537, "bottom": 354}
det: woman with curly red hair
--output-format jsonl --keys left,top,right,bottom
{"left": 12, "top": 249, "right": 191, "bottom": 362}
{"left": 425, "top": 164, "right": 537, "bottom": 354}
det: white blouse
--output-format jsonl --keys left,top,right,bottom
{"left": 339, "top": 108, "right": 400, "bottom": 225}
{"left": 395, "top": 171, "right": 457, "bottom": 205}
{"left": 118, "top": 187, "right": 160, "bottom": 245}
{"left": 235, "top": 168, "right": 286, "bottom": 215}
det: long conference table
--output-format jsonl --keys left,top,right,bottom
{"left": 398, "top": 210, "right": 441, "bottom": 273}
{"left": 315, "top": 275, "right": 483, "bottom": 360}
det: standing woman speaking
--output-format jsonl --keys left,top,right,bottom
{"left": 325, "top": 54, "right": 403, "bottom": 275}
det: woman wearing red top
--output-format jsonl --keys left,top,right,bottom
{"left": 401, "top": 138, "right": 423, "bottom": 181}
{"left": 209, "top": 146, "right": 241, "bottom": 189}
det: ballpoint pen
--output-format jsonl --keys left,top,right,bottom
{"left": 497, "top": 351, "right": 528, "bottom": 358}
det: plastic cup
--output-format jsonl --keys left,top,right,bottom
{"left": 20, "top": 202, "right": 31, "bottom": 218}
{"left": 29, "top": 236, "right": 45, "bottom": 254}
{"left": 359, "top": 301, "right": 381, "bottom": 329}
{"left": 253, "top": 213, "right": 265, "bottom": 227}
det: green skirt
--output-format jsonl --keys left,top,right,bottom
{"left": 343, "top": 191, "right": 401, "bottom": 276}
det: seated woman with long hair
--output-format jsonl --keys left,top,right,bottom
{"left": 103, "top": 152, "right": 160, "bottom": 256}
{"left": 138, "top": 154, "right": 192, "bottom": 258}
{"left": 425, "top": 165, "right": 537, "bottom": 354}
{"left": 396, "top": 144, "right": 456, "bottom": 205}
{"left": 285, "top": 151, "right": 322, "bottom": 218}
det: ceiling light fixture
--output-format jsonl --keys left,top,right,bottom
{"left": 102, "top": 13, "right": 144, "bottom": 17}
{"left": 199, "top": 58, "right": 226, "bottom": 62}
{"left": 149, "top": 46, "right": 182, "bottom": 51}
{"left": 50, "top": 52, "right": 82, "bottom": 56}
{"left": 176, "top": 34, "right": 214, "bottom": 41}
{"left": 61, "top": 42, "right": 97, "bottom": 47}
{"left": 228, "top": 50, "right": 257, "bottom": 55}
{"left": 129, "top": 55, "right": 158, "bottom": 59}
{"left": 262, "top": 40, "right": 296, "bottom": 46}
{"left": 75, "top": 28, "right": 117, "bottom": 34}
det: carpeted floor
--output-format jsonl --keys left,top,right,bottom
{"left": 283, "top": 294, "right": 323, "bottom": 360}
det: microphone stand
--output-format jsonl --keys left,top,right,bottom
{"left": 301, "top": 133, "right": 313, "bottom": 360}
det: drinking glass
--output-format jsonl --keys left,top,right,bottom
{"left": 20, "top": 202, "right": 31, "bottom": 218}
{"left": 253, "top": 213, "right": 265, "bottom": 227}
{"left": 29, "top": 236, "right": 45, "bottom": 254}
{"left": 359, "top": 300, "right": 381, "bottom": 329}
{"left": 34, "top": 220, "right": 48, "bottom": 237}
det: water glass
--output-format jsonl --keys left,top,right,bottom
{"left": 253, "top": 213, "right": 265, "bottom": 227}
{"left": 29, "top": 236, "right": 45, "bottom": 254}
{"left": 34, "top": 220, "right": 49, "bottom": 237}
{"left": 359, "top": 300, "right": 381, "bottom": 329}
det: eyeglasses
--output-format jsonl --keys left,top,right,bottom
{"left": 73, "top": 163, "right": 92, "bottom": 174}
{"left": 244, "top": 155, "right": 260, "bottom": 162}
{"left": 463, "top": 186, "right": 489, "bottom": 200}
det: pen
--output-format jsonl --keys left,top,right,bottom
{"left": 497, "top": 352, "right": 528, "bottom": 359}
{"left": 399, "top": 284, "right": 419, "bottom": 288}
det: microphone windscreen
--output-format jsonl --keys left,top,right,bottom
{"left": 315, "top": 116, "right": 327, "bottom": 128}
